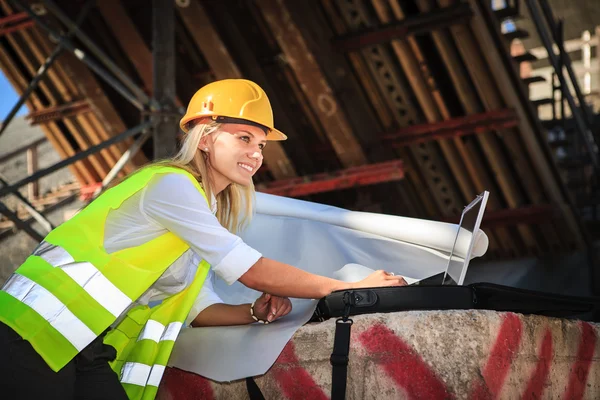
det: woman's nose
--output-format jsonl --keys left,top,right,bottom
{"left": 249, "top": 151, "right": 262, "bottom": 160}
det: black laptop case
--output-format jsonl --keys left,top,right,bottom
{"left": 311, "top": 282, "right": 600, "bottom": 323}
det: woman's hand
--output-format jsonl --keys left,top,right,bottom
{"left": 252, "top": 292, "right": 292, "bottom": 323}
{"left": 351, "top": 270, "right": 407, "bottom": 289}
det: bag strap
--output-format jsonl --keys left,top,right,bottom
{"left": 331, "top": 318, "right": 353, "bottom": 400}
{"left": 246, "top": 377, "right": 265, "bottom": 400}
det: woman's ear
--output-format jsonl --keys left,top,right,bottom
{"left": 198, "top": 137, "right": 208, "bottom": 151}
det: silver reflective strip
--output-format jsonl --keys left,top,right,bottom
{"left": 35, "top": 242, "right": 75, "bottom": 266}
{"left": 120, "top": 362, "right": 151, "bottom": 386}
{"left": 137, "top": 320, "right": 183, "bottom": 343}
{"left": 161, "top": 322, "right": 182, "bottom": 342}
{"left": 33, "top": 242, "right": 132, "bottom": 317}
{"left": 120, "top": 362, "right": 166, "bottom": 387}
{"left": 3, "top": 274, "right": 96, "bottom": 351}
{"left": 138, "top": 320, "right": 164, "bottom": 343}
{"left": 147, "top": 365, "right": 166, "bottom": 387}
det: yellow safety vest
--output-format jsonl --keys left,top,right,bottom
{"left": 0, "top": 166, "right": 210, "bottom": 399}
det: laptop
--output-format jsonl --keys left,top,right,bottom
{"left": 410, "top": 191, "right": 489, "bottom": 286}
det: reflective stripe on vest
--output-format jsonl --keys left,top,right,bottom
{"left": 3, "top": 273, "right": 96, "bottom": 351}
{"left": 33, "top": 241, "right": 132, "bottom": 317}
{"left": 121, "top": 362, "right": 166, "bottom": 387}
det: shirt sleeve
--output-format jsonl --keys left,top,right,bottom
{"left": 140, "top": 173, "right": 262, "bottom": 285}
{"left": 184, "top": 269, "right": 224, "bottom": 326}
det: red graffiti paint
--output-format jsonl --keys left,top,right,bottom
{"left": 359, "top": 323, "right": 453, "bottom": 399}
{"left": 471, "top": 313, "right": 523, "bottom": 400}
{"left": 522, "top": 328, "right": 553, "bottom": 400}
{"left": 158, "top": 367, "right": 214, "bottom": 400}
{"left": 272, "top": 342, "right": 328, "bottom": 400}
{"left": 563, "top": 322, "right": 597, "bottom": 400}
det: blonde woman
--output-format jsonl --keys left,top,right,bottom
{"left": 0, "top": 79, "right": 406, "bottom": 400}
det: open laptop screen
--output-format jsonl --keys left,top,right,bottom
{"left": 442, "top": 191, "right": 489, "bottom": 286}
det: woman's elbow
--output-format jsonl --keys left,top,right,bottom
{"left": 238, "top": 258, "right": 262, "bottom": 289}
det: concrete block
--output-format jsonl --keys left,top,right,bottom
{"left": 157, "top": 310, "right": 599, "bottom": 399}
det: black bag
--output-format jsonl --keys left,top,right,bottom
{"left": 313, "top": 283, "right": 600, "bottom": 400}
{"left": 311, "top": 282, "right": 600, "bottom": 322}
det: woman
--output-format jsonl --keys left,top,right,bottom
{"left": 0, "top": 79, "right": 406, "bottom": 400}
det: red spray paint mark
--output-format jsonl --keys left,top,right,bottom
{"left": 522, "top": 328, "right": 553, "bottom": 400}
{"left": 358, "top": 323, "right": 453, "bottom": 399}
{"left": 272, "top": 341, "right": 328, "bottom": 400}
{"left": 158, "top": 367, "right": 214, "bottom": 400}
{"left": 471, "top": 313, "right": 523, "bottom": 400}
{"left": 563, "top": 322, "right": 597, "bottom": 400}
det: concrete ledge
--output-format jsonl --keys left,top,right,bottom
{"left": 157, "top": 310, "right": 599, "bottom": 399}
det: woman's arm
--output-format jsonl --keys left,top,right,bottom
{"left": 239, "top": 257, "right": 406, "bottom": 299}
{"left": 192, "top": 293, "right": 292, "bottom": 327}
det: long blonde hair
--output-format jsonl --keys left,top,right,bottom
{"left": 155, "top": 120, "right": 256, "bottom": 234}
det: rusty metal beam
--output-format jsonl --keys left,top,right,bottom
{"left": 332, "top": 2, "right": 472, "bottom": 52}
{"left": 257, "top": 160, "right": 404, "bottom": 197}
{"left": 381, "top": 109, "right": 519, "bottom": 145}
{"left": 25, "top": 100, "right": 91, "bottom": 125}
{"left": 0, "top": 20, "right": 32, "bottom": 36}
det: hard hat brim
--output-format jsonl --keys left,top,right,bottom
{"left": 180, "top": 114, "right": 287, "bottom": 141}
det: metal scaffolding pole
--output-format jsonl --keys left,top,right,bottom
{"left": 0, "top": 201, "right": 44, "bottom": 242}
{"left": 0, "top": 0, "right": 94, "bottom": 139}
{"left": 537, "top": 0, "right": 596, "bottom": 129}
{"left": 0, "top": 175, "right": 53, "bottom": 233}
{"left": 152, "top": 0, "right": 178, "bottom": 159}
{"left": 0, "top": 121, "right": 153, "bottom": 198}
{"left": 525, "top": 0, "right": 599, "bottom": 172}
{"left": 90, "top": 128, "right": 152, "bottom": 200}
{"left": 41, "top": 0, "right": 157, "bottom": 110}
{"left": 11, "top": 0, "right": 146, "bottom": 111}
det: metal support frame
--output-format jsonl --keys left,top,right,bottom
{"left": 0, "top": 201, "right": 44, "bottom": 241}
{"left": 25, "top": 100, "right": 91, "bottom": 125}
{"left": 86, "top": 129, "right": 152, "bottom": 201}
{"left": 0, "top": 175, "right": 53, "bottom": 232}
{"left": 0, "top": 11, "right": 32, "bottom": 35}
{"left": 152, "top": 0, "right": 178, "bottom": 158}
{"left": 382, "top": 109, "right": 519, "bottom": 146}
{"left": 537, "top": 0, "right": 595, "bottom": 128}
{"left": 41, "top": 0, "right": 155, "bottom": 110}
{"left": 0, "top": 0, "right": 94, "bottom": 139}
{"left": 332, "top": 2, "right": 472, "bottom": 52}
{"left": 525, "top": 0, "right": 599, "bottom": 171}
{"left": 257, "top": 160, "right": 404, "bottom": 197}
{"left": 0, "top": 121, "right": 152, "bottom": 198}
{"left": 11, "top": 0, "right": 147, "bottom": 111}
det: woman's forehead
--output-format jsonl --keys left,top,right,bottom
{"left": 221, "top": 123, "right": 267, "bottom": 138}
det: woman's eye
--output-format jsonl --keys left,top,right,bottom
{"left": 240, "top": 136, "right": 250, "bottom": 143}
{"left": 258, "top": 144, "right": 265, "bottom": 150}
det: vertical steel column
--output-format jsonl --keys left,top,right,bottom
{"left": 152, "top": 0, "right": 177, "bottom": 159}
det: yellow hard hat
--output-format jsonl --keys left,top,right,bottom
{"left": 180, "top": 79, "right": 287, "bottom": 141}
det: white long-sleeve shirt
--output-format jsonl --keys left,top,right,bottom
{"left": 104, "top": 173, "right": 262, "bottom": 325}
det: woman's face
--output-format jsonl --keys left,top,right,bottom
{"left": 200, "top": 123, "right": 267, "bottom": 191}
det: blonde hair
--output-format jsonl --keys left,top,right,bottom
{"left": 155, "top": 120, "right": 256, "bottom": 234}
